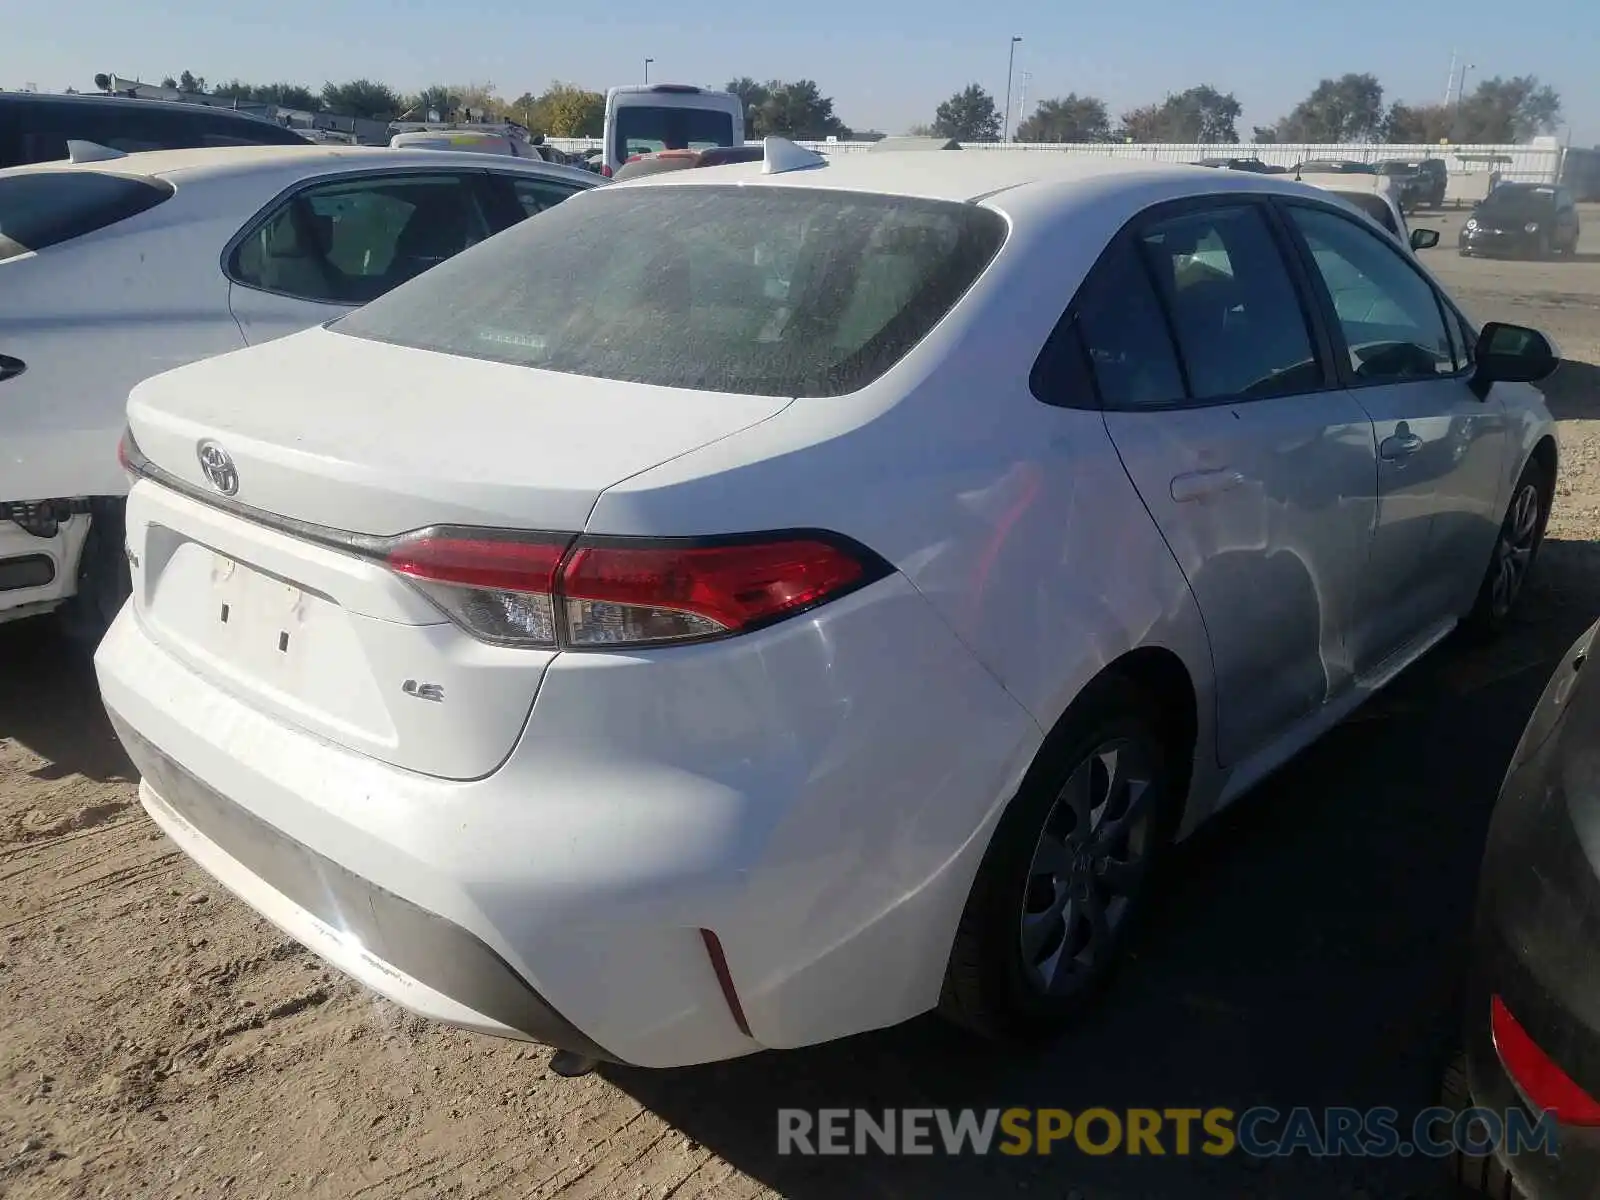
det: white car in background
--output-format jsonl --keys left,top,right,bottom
{"left": 0, "top": 143, "right": 600, "bottom": 639}
{"left": 98, "top": 140, "right": 1557, "bottom": 1071}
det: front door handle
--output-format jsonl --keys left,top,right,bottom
{"left": 1170, "top": 468, "right": 1247, "bottom": 503}
{"left": 0, "top": 355, "right": 25, "bottom": 383}
{"left": 1380, "top": 432, "right": 1423, "bottom": 460}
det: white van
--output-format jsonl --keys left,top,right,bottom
{"left": 600, "top": 84, "right": 744, "bottom": 177}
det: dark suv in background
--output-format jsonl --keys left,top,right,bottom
{"left": 1379, "top": 158, "right": 1448, "bottom": 208}
{"left": 1459, "top": 184, "right": 1582, "bottom": 259}
{"left": 0, "top": 92, "right": 309, "bottom": 169}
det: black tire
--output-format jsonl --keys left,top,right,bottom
{"left": 59, "top": 498, "right": 131, "bottom": 651}
{"left": 939, "top": 673, "right": 1178, "bottom": 1042}
{"left": 1536, "top": 233, "right": 1553, "bottom": 260}
{"left": 1442, "top": 1050, "right": 1524, "bottom": 1198}
{"left": 1461, "top": 458, "right": 1551, "bottom": 642}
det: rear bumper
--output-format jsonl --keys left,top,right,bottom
{"left": 113, "top": 714, "right": 614, "bottom": 1061}
{"left": 0, "top": 515, "right": 87, "bottom": 620}
{"left": 95, "top": 571, "right": 1041, "bottom": 1067}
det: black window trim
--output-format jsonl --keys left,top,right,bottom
{"left": 1271, "top": 195, "right": 1475, "bottom": 389}
{"left": 1030, "top": 191, "right": 1341, "bottom": 414}
{"left": 221, "top": 166, "right": 503, "bottom": 304}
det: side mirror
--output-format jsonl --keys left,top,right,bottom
{"left": 1410, "top": 228, "right": 1440, "bottom": 251}
{"left": 1473, "top": 322, "right": 1560, "bottom": 388}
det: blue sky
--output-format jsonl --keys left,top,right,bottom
{"left": 6, "top": 0, "right": 1595, "bottom": 143}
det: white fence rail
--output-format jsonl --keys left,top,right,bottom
{"left": 546, "top": 139, "right": 1563, "bottom": 184}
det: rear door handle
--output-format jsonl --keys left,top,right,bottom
{"left": 1380, "top": 432, "right": 1423, "bottom": 460}
{"left": 0, "top": 355, "right": 24, "bottom": 383}
{"left": 1170, "top": 468, "right": 1247, "bottom": 503}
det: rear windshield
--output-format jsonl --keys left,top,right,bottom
{"left": 0, "top": 171, "right": 175, "bottom": 262}
{"left": 614, "top": 107, "right": 735, "bottom": 161}
{"left": 0, "top": 98, "right": 308, "bottom": 168}
{"left": 1481, "top": 186, "right": 1556, "bottom": 216}
{"left": 334, "top": 185, "right": 1008, "bottom": 398}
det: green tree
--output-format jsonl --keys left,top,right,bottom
{"left": 160, "top": 77, "right": 178, "bottom": 89}
{"left": 321, "top": 79, "right": 401, "bottom": 121}
{"left": 1457, "top": 76, "right": 1562, "bottom": 141}
{"left": 1116, "top": 85, "right": 1241, "bottom": 142}
{"left": 1015, "top": 93, "right": 1112, "bottom": 142}
{"left": 1262, "top": 73, "right": 1387, "bottom": 142}
{"left": 753, "top": 79, "right": 849, "bottom": 138}
{"left": 538, "top": 84, "right": 604, "bottom": 137}
{"left": 934, "top": 84, "right": 1000, "bottom": 142}
{"left": 92, "top": 73, "right": 111, "bottom": 92}
{"left": 177, "top": 70, "right": 205, "bottom": 94}
{"left": 1384, "top": 102, "right": 1453, "bottom": 144}
{"left": 725, "top": 77, "right": 770, "bottom": 127}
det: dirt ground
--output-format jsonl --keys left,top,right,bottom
{"left": 3, "top": 205, "right": 1600, "bottom": 1200}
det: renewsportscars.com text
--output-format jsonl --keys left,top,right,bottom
{"left": 776, "top": 1106, "right": 1558, "bottom": 1158}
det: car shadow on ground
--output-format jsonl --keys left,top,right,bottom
{"left": 0, "top": 616, "right": 132, "bottom": 783}
{"left": 1539, "top": 357, "right": 1600, "bottom": 420}
{"left": 605, "top": 543, "right": 1600, "bottom": 1200}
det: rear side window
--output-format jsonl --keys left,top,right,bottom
{"left": 0, "top": 171, "right": 174, "bottom": 262}
{"left": 1137, "top": 205, "right": 1320, "bottom": 401}
{"left": 1032, "top": 238, "right": 1186, "bottom": 410}
{"left": 333, "top": 185, "right": 1007, "bottom": 398}
{"left": 1333, "top": 191, "right": 1398, "bottom": 235}
{"left": 614, "top": 107, "right": 734, "bottom": 161}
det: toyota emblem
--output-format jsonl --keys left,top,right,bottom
{"left": 196, "top": 440, "right": 239, "bottom": 496}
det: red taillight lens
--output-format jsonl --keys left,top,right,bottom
{"left": 600, "top": 163, "right": 613, "bottom": 177}
{"left": 560, "top": 537, "right": 875, "bottom": 647}
{"left": 1492, "top": 994, "right": 1600, "bottom": 1125}
{"left": 117, "top": 427, "right": 149, "bottom": 482}
{"left": 383, "top": 529, "right": 886, "bottom": 650}
{"left": 386, "top": 531, "right": 571, "bottom": 648}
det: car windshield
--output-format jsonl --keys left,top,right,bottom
{"left": 332, "top": 185, "right": 1008, "bottom": 397}
{"left": 1480, "top": 186, "right": 1557, "bottom": 218}
{"left": 614, "top": 106, "right": 735, "bottom": 160}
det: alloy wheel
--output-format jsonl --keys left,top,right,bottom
{"left": 1019, "top": 737, "right": 1159, "bottom": 996}
{"left": 1490, "top": 482, "right": 1542, "bottom": 620}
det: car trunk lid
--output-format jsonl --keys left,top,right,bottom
{"left": 123, "top": 326, "right": 791, "bottom": 779}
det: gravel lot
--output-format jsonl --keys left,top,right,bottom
{"left": 3, "top": 205, "right": 1599, "bottom": 1200}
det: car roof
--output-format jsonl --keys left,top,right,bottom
{"left": 610, "top": 147, "right": 1325, "bottom": 206}
{"left": 0, "top": 143, "right": 601, "bottom": 186}
{"left": 0, "top": 91, "right": 287, "bottom": 128}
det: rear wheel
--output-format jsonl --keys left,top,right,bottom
{"left": 939, "top": 674, "right": 1176, "bottom": 1041}
{"left": 1536, "top": 232, "right": 1553, "bottom": 260}
{"left": 1462, "top": 459, "right": 1550, "bottom": 641}
{"left": 59, "top": 498, "right": 131, "bottom": 651}
{"left": 1442, "top": 1050, "right": 1525, "bottom": 1198}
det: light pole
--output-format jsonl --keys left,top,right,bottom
{"left": 1456, "top": 62, "right": 1475, "bottom": 109}
{"left": 1002, "top": 36, "right": 1021, "bottom": 142}
{"left": 644, "top": 58, "right": 654, "bottom": 85}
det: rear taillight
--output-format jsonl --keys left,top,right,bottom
{"left": 118, "top": 427, "right": 149, "bottom": 482}
{"left": 383, "top": 528, "right": 888, "bottom": 650}
{"left": 386, "top": 532, "right": 570, "bottom": 647}
{"left": 600, "top": 163, "right": 613, "bottom": 178}
{"left": 1492, "top": 994, "right": 1600, "bottom": 1125}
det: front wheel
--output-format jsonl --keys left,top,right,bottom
{"left": 1462, "top": 460, "right": 1550, "bottom": 641}
{"left": 939, "top": 674, "right": 1176, "bottom": 1042}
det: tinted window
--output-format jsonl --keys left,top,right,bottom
{"left": 1039, "top": 238, "right": 1185, "bottom": 409}
{"left": 1479, "top": 185, "right": 1557, "bottom": 219}
{"left": 0, "top": 171, "right": 174, "bottom": 262}
{"left": 231, "top": 173, "right": 491, "bottom": 305}
{"left": 1137, "top": 205, "right": 1320, "bottom": 400}
{"left": 503, "top": 176, "right": 583, "bottom": 218}
{"left": 2, "top": 98, "right": 305, "bottom": 166}
{"left": 1285, "top": 205, "right": 1458, "bottom": 381}
{"left": 334, "top": 186, "right": 1007, "bottom": 398}
{"left": 614, "top": 107, "right": 734, "bottom": 161}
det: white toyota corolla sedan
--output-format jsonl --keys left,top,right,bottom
{"left": 96, "top": 138, "right": 1560, "bottom": 1070}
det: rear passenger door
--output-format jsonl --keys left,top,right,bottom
{"left": 1277, "top": 199, "right": 1512, "bottom": 675}
{"left": 226, "top": 170, "right": 496, "bottom": 345}
{"left": 1084, "top": 199, "right": 1379, "bottom": 766}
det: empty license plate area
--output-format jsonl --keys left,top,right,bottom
{"left": 143, "top": 536, "right": 397, "bottom": 746}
